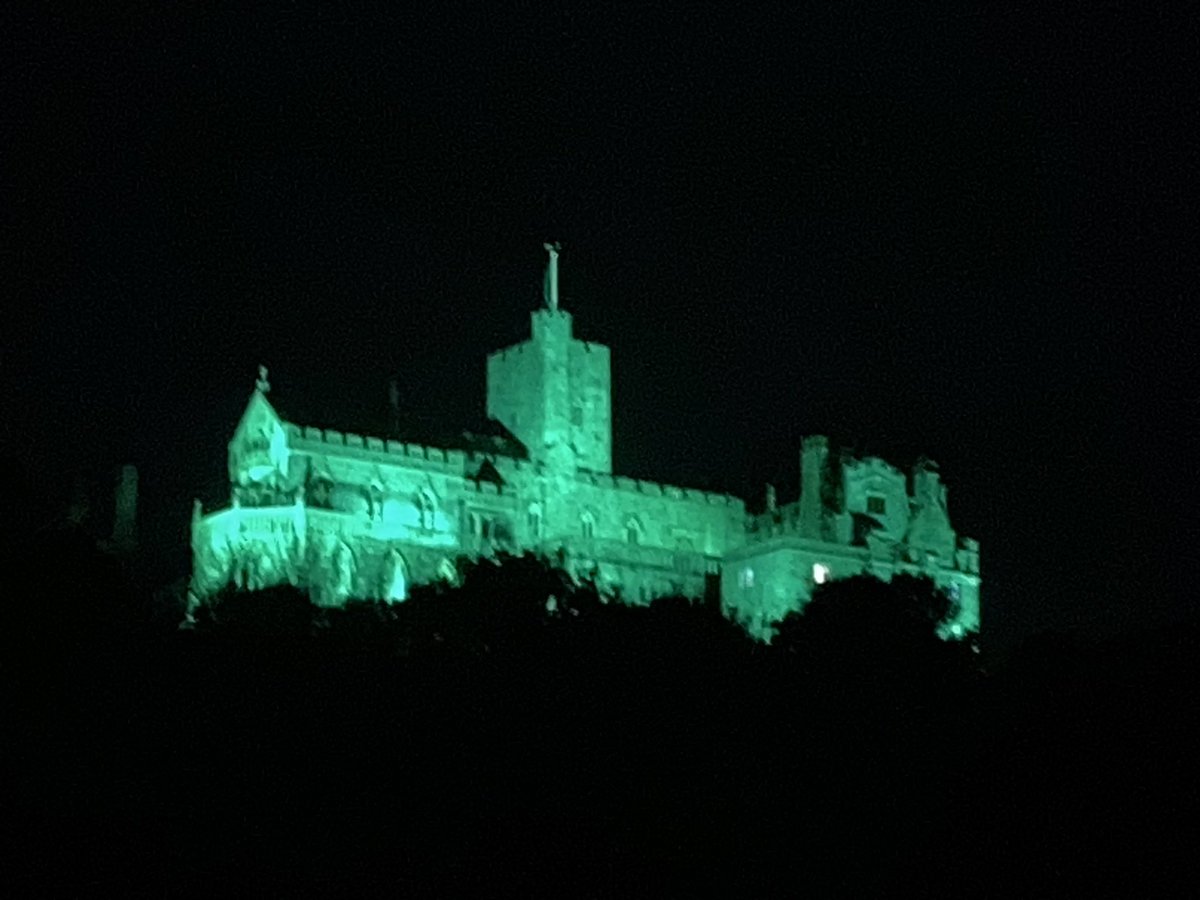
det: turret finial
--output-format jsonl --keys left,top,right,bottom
{"left": 255, "top": 364, "right": 270, "bottom": 394}
{"left": 542, "top": 242, "right": 562, "bottom": 311}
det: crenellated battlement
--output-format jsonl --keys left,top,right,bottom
{"left": 489, "top": 342, "right": 531, "bottom": 362}
{"left": 575, "top": 470, "right": 742, "bottom": 509}
{"left": 463, "top": 480, "right": 512, "bottom": 497}
{"left": 288, "top": 422, "right": 470, "bottom": 470}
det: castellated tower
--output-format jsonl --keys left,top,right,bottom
{"left": 486, "top": 245, "right": 612, "bottom": 474}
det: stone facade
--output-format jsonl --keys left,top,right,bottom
{"left": 188, "top": 254, "right": 981, "bottom": 640}
{"left": 721, "top": 437, "right": 980, "bottom": 639}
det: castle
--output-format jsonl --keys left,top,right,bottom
{"left": 189, "top": 246, "right": 981, "bottom": 639}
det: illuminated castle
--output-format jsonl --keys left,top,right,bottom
{"left": 189, "top": 246, "right": 980, "bottom": 639}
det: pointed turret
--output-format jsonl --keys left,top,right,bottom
{"left": 228, "top": 364, "right": 291, "bottom": 498}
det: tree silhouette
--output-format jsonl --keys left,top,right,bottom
{"left": 6, "top": 532, "right": 1196, "bottom": 894}
{"left": 773, "top": 574, "right": 975, "bottom": 715}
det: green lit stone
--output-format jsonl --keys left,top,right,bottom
{"left": 188, "top": 247, "right": 980, "bottom": 640}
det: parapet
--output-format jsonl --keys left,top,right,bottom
{"left": 488, "top": 342, "right": 531, "bottom": 362}
{"left": 574, "top": 469, "right": 741, "bottom": 508}
{"left": 284, "top": 421, "right": 742, "bottom": 508}
{"left": 288, "top": 423, "right": 462, "bottom": 471}
{"left": 464, "top": 481, "right": 507, "bottom": 497}
{"left": 843, "top": 455, "right": 905, "bottom": 483}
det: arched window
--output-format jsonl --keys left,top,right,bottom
{"left": 415, "top": 489, "right": 437, "bottom": 531}
{"left": 673, "top": 537, "right": 694, "bottom": 573}
{"left": 383, "top": 548, "right": 407, "bottom": 603}
{"left": 492, "top": 518, "right": 513, "bottom": 548}
{"left": 367, "top": 481, "right": 384, "bottom": 521}
{"left": 330, "top": 541, "right": 356, "bottom": 602}
{"left": 625, "top": 516, "right": 642, "bottom": 545}
{"left": 580, "top": 510, "right": 596, "bottom": 540}
{"left": 812, "top": 562, "right": 830, "bottom": 585}
{"left": 527, "top": 502, "right": 543, "bottom": 541}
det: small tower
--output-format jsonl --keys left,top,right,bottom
{"left": 798, "top": 436, "right": 829, "bottom": 539}
{"left": 228, "top": 365, "right": 290, "bottom": 503}
{"left": 907, "top": 458, "right": 956, "bottom": 559}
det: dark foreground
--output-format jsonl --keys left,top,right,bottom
{"left": 2, "top": 532, "right": 1196, "bottom": 895}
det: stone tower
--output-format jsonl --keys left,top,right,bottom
{"left": 486, "top": 245, "right": 612, "bottom": 474}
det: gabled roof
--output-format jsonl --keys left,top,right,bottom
{"left": 231, "top": 388, "right": 283, "bottom": 444}
{"left": 459, "top": 417, "right": 528, "bottom": 459}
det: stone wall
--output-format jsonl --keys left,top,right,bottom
{"left": 487, "top": 341, "right": 540, "bottom": 459}
{"left": 567, "top": 339, "right": 612, "bottom": 474}
{"left": 841, "top": 456, "right": 909, "bottom": 539}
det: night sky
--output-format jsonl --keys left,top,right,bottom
{"left": 6, "top": 6, "right": 1193, "bottom": 653}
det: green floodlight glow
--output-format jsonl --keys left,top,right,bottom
{"left": 187, "top": 245, "right": 981, "bottom": 641}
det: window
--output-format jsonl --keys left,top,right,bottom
{"left": 625, "top": 517, "right": 641, "bottom": 545}
{"left": 527, "top": 503, "right": 543, "bottom": 540}
{"left": 580, "top": 511, "right": 596, "bottom": 539}
{"left": 867, "top": 494, "right": 886, "bottom": 516}
{"left": 492, "top": 518, "right": 513, "bottom": 547}
{"left": 383, "top": 549, "right": 407, "bottom": 602}
{"left": 739, "top": 567, "right": 755, "bottom": 589}
{"left": 673, "top": 537, "right": 694, "bottom": 574}
{"left": 416, "top": 489, "right": 438, "bottom": 530}
{"left": 812, "top": 562, "right": 830, "bottom": 585}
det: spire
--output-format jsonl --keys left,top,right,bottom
{"left": 542, "top": 241, "right": 561, "bottom": 311}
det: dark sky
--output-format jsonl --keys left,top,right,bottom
{"left": 5, "top": 5, "right": 1194, "bottom": 652}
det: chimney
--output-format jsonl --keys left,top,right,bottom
{"left": 765, "top": 483, "right": 777, "bottom": 514}
{"left": 799, "top": 435, "right": 828, "bottom": 539}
